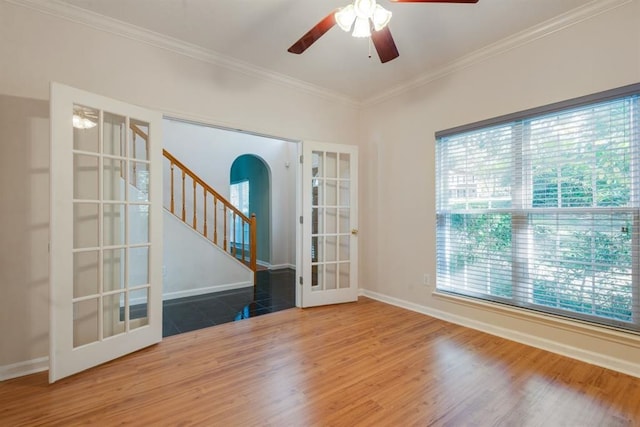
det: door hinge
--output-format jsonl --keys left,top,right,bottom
{"left": 299, "top": 216, "right": 303, "bottom": 224}
{"left": 299, "top": 155, "right": 304, "bottom": 164}
{"left": 299, "top": 276, "right": 303, "bottom": 285}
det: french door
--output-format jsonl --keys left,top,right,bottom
{"left": 49, "top": 83, "right": 163, "bottom": 382}
{"left": 301, "top": 141, "right": 358, "bottom": 307}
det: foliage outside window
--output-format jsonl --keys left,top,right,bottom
{"left": 435, "top": 84, "right": 640, "bottom": 332}
{"left": 230, "top": 180, "right": 250, "bottom": 246}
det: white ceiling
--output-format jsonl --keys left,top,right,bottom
{"left": 56, "top": 0, "right": 596, "bottom": 103}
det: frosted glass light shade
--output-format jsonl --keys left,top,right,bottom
{"left": 336, "top": 0, "right": 391, "bottom": 39}
{"left": 354, "top": 0, "right": 376, "bottom": 18}
{"left": 73, "top": 114, "right": 97, "bottom": 129}
{"left": 335, "top": 4, "right": 356, "bottom": 32}
{"left": 372, "top": 4, "right": 392, "bottom": 31}
{"left": 352, "top": 16, "right": 371, "bottom": 38}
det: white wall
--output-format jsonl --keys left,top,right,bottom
{"left": 3, "top": 0, "right": 640, "bottom": 381}
{"left": 0, "top": 1, "right": 358, "bottom": 375}
{"left": 0, "top": 94, "right": 50, "bottom": 375}
{"left": 359, "top": 0, "right": 640, "bottom": 376}
{"left": 163, "top": 211, "right": 253, "bottom": 299}
{"left": 163, "top": 119, "right": 297, "bottom": 269}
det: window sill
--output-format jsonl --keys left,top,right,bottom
{"left": 432, "top": 290, "right": 640, "bottom": 349}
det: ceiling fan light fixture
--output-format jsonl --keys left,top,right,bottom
{"left": 73, "top": 105, "right": 98, "bottom": 129}
{"left": 372, "top": 4, "right": 392, "bottom": 31}
{"left": 289, "top": 0, "right": 478, "bottom": 63}
{"left": 342, "top": 0, "right": 390, "bottom": 37}
{"left": 353, "top": 0, "right": 377, "bottom": 18}
{"left": 72, "top": 113, "right": 97, "bottom": 129}
{"left": 352, "top": 16, "right": 371, "bottom": 38}
{"left": 335, "top": 4, "right": 356, "bottom": 32}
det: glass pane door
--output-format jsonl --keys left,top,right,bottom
{"left": 302, "top": 142, "right": 358, "bottom": 307}
{"left": 50, "top": 83, "right": 162, "bottom": 382}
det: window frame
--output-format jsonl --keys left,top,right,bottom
{"left": 230, "top": 179, "right": 250, "bottom": 246}
{"left": 435, "top": 83, "right": 640, "bottom": 333}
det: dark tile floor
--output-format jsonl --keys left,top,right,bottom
{"left": 162, "top": 268, "right": 296, "bottom": 337}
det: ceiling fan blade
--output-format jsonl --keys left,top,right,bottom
{"left": 288, "top": 10, "right": 338, "bottom": 54}
{"left": 371, "top": 26, "right": 399, "bottom": 63}
{"left": 389, "top": 0, "right": 478, "bottom": 3}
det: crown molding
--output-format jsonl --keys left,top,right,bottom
{"left": 5, "top": 0, "right": 361, "bottom": 108}
{"left": 6, "top": 0, "right": 631, "bottom": 109}
{"left": 362, "top": 0, "right": 633, "bottom": 107}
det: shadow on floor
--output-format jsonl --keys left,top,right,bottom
{"left": 163, "top": 268, "right": 295, "bottom": 337}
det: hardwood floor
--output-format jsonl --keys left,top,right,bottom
{"left": 2, "top": 297, "right": 640, "bottom": 426}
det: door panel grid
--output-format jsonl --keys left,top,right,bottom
{"left": 71, "top": 105, "right": 152, "bottom": 346}
{"left": 302, "top": 142, "right": 357, "bottom": 307}
{"left": 311, "top": 151, "right": 351, "bottom": 290}
{"left": 50, "top": 83, "right": 162, "bottom": 382}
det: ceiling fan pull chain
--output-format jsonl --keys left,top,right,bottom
{"left": 288, "top": 0, "right": 478, "bottom": 63}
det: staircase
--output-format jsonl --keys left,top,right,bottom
{"left": 162, "top": 148, "right": 258, "bottom": 284}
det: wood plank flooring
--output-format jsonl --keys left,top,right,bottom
{"left": 2, "top": 297, "right": 640, "bottom": 426}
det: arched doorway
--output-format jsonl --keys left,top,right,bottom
{"left": 230, "top": 154, "right": 271, "bottom": 265}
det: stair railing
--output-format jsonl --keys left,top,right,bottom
{"left": 162, "top": 149, "right": 257, "bottom": 284}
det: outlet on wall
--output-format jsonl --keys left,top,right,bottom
{"left": 423, "top": 273, "right": 431, "bottom": 286}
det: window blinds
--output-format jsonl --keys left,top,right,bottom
{"left": 435, "top": 85, "right": 640, "bottom": 331}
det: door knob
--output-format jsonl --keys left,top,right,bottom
{"left": 351, "top": 229, "right": 358, "bottom": 235}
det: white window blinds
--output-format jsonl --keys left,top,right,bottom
{"left": 435, "top": 84, "right": 640, "bottom": 331}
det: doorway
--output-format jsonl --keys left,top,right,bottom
{"left": 161, "top": 119, "right": 298, "bottom": 335}
{"left": 230, "top": 154, "right": 271, "bottom": 265}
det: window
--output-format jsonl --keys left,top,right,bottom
{"left": 435, "top": 84, "right": 640, "bottom": 332}
{"left": 230, "top": 180, "right": 250, "bottom": 246}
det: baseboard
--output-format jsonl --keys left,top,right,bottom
{"left": 0, "top": 356, "right": 49, "bottom": 381}
{"left": 255, "top": 260, "right": 295, "bottom": 270}
{"left": 360, "top": 288, "right": 640, "bottom": 379}
{"left": 267, "top": 263, "right": 295, "bottom": 270}
{"left": 163, "top": 281, "right": 253, "bottom": 301}
{"left": 4, "top": 280, "right": 257, "bottom": 381}
{"left": 2, "top": 282, "right": 254, "bottom": 381}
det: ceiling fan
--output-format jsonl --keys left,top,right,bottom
{"left": 288, "top": 0, "right": 479, "bottom": 64}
